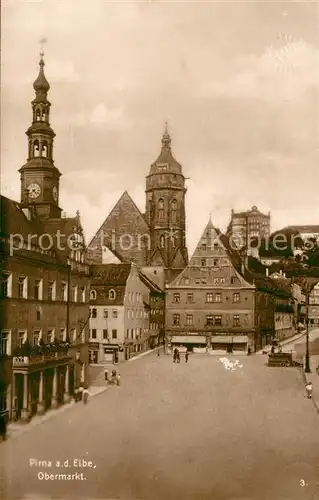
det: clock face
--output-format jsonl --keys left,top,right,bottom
{"left": 52, "top": 186, "right": 58, "bottom": 201}
{"left": 27, "top": 183, "right": 41, "bottom": 199}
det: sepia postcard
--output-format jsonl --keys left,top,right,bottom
{"left": 0, "top": 1, "right": 319, "bottom": 499}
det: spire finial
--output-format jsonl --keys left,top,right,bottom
{"left": 209, "top": 212, "right": 212, "bottom": 222}
{"left": 161, "top": 121, "right": 171, "bottom": 152}
{"left": 33, "top": 38, "right": 50, "bottom": 93}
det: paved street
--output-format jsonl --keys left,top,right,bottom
{"left": 1, "top": 352, "right": 319, "bottom": 500}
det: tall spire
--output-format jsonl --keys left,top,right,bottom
{"left": 33, "top": 51, "right": 50, "bottom": 97}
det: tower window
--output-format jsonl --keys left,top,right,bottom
{"left": 160, "top": 234, "right": 165, "bottom": 248}
{"left": 171, "top": 199, "right": 177, "bottom": 222}
{"left": 42, "top": 142, "right": 48, "bottom": 158}
{"left": 33, "top": 140, "right": 40, "bottom": 157}
{"left": 158, "top": 198, "right": 164, "bottom": 219}
{"left": 35, "top": 110, "right": 41, "bottom": 121}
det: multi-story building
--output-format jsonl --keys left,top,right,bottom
{"left": 166, "top": 218, "right": 295, "bottom": 353}
{"left": 0, "top": 54, "right": 89, "bottom": 424}
{"left": 309, "top": 281, "right": 319, "bottom": 327}
{"left": 166, "top": 219, "right": 256, "bottom": 353}
{"left": 227, "top": 206, "right": 271, "bottom": 249}
{"left": 87, "top": 125, "right": 188, "bottom": 284}
{"left": 89, "top": 263, "right": 164, "bottom": 362}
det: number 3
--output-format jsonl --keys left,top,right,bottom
{"left": 300, "top": 479, "right": 306, "bottom": 487}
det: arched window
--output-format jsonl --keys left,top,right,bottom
{"left": 109, "top": 289, "right": 116, "bottom": 300}
{"left": 36, "top": 110, "right": 41, "bottom": 121}
{"left": 42, "top": 110, "right": 46, "bottom": 121}
{"left": 171, "top": 199, "right": 177, "bottom": 222}
{"left": 158, "top": 198, "right": 164, "bottom": 219}
{"left": 160, "top": 234, "right": 165, "bottom": 248}
{"left": 42, "top": 142, "right": 48, "bottom": 158}
{"left": 33, "top": 140, "right": 40, "bottom": 157}
{"left": 90, "top": 290, "right": 96, "bottom": 300}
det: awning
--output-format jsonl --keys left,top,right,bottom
{"left": 171, "top": 335, "right": 206, "bottom": 344}
{"left": 211, "top": 335, "right": 248, "bottom": 344}
{"left": 233, "top": 336, "right": 249, "bottom": 344}
{"left": 211, "top": 336, "right": 233, "bottom": 343}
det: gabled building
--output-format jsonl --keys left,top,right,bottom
{"left": 87, "top": 125, "right": 188, "bottom": 284}
{"left": 0, "top": 54, "right": 90, "bottom": 424}
{"left": 166, "top": 219, "right": 256, "bottom": 353}
{"left": 89, "top": 263, "right": 165, "bottom": 362}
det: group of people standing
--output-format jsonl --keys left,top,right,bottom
{"left": 173, "top": 348, "right": 189, "bottom": 363}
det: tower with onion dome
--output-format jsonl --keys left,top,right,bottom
{"left": 19, "top": 52, "right": 62, "bottom": 219}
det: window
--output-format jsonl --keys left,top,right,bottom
{"left": 220, "top": 278, "right": 225, "bottom": 284}
{"left": 112, "top": 329, "right": 117, "bottom": 339}
{"left": 71, "top": 285, "right": 77, "bottom": 302}
{"left": 171, "top": 199, "right": 177, "bottom": 222}
{"left": 0, "top": 331, "right": 10, "bottom": 356}
{"left": 184, "top": 278, "right": 189, "bottom": 285}
{"left": 231, "top": 277, "right": 237, "bottom": 285}
{"left": 103, "top": 329, "right": 108, "bottom": 340}
{"left": 206, "top": 314, "right": 214, "bottom": 326}
{"left": 214, "top": 315, "right": 222, "bottom": 326}
{"left": 173, "top": 293, "right": 180, "bottom": 303}
{"left": 91, "top": 308, "right": 97, "bottom": 319}
{"left": 80, "top": 287, "right": 86, "bottom": 302}
{"left": 201, "top": 278, "right": 207, "bottom": 285}
{"left": 34, "top": 279, "right": 43, "bottom": 300}
{"left": 186, "top": 314, "right": 193, "bottom": 326}
{"left": 59, "top": 328, "right": 66, "bottom": 341}
{"left": 18, "top": 276, "right": 28, "bottom": 299}
{"left": 131, "top": 328, "right": 134, "bottom": 339}
{"left": 213, "top": 259, "right": 219, "bottom": 266}
{"left": 47, "top": 329, "right": 54, "bottom": 344}
{"left": 60, "top": 282, "right": 67, "bottom": 301}
{"left": 112, "top": 310, "right": 118, "bottom": 319}
{"left": 187, "top": 293, "right": 194, "bottom": 303}
{"left": 36, "top": 309, "right": 41, "bottom": 321}
{"left": 206, "top": 293, "right": 213, "bottom": 303}
{"left": 109, "top": 289, "right": 116, "bottom": 300}
{"left": 33, "top": 330, "right": 41, "bottom": 345}
{"left": 195, "top": 278, "right": 200, "bottom": 284}
{"left": 132, "top": 310, "right": 135, "bottom": 319}
{"left": 233, "top": 315, "right": 240, "bottom": 327}
{"left": 48, "top": 281, "right": 56, "bottom": 301}
{"left": 214, "top": 293, "right": 221, "bottom": 303}
{"left": 103, "top": 309, "right": 108, "bottom": 319}
{"left": 201, "top": 259, "right": 206, "bottom": 267}
{"left": 18, "top": 330, "right": 26, "bottom": 348}
{"left": 158, "top": 198, "right": 164, "bottom": 219}
{"left": 91, "top": 329, "right": 97, "bottom": 339}
{"left": 70, "top": 328, "right": 76, "bottom": 343}
{"left": 90, "top": 289, "right": 97, "bottom": 300}
{"left": 173, "top": 314, "right": 180, "bottom": 326}
{"left": 214, "top": 243, "right": 219, "bottom": 250}
{"left": 160, "top": 234, "right": 165, "bottom": 248}
{"left": 1, "top": 272, "right": 12, "bottom": 298}
{"left": 233, "top": 293, "right": 240, "bottom": 303}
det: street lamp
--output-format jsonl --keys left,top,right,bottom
{"left": 305, "top": 292, "right": 311, "bottom": 373}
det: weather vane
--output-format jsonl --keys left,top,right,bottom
{"left": 39, "top": 37, "right": 48, "bottom": 58}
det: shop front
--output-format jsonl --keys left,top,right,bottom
{"left": 170, "top": 335, "right": 207, "bottom": 353}
{"left": 210, "top": 335, "right": 249, "bottom": 353}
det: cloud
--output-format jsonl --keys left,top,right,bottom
{"left": 199, "top": 40, "right": 319, "bottom": 101}
{"left": 89, "top": 103, "right": 130, "bottom": 129}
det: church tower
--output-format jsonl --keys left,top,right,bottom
{"left": 145, "top": 125, "right": 188, "bottom": 277}
{"left": 19, "top": 52, "right": 62, "bottom": 219}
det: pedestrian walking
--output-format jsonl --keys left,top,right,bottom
{"left": 104, "top": 369, "right": 109, "bottom": 382}
{"left": 305, "top": 381, "right": 313, "bottom": 399}
{"left": 316, "top": 364, "right": 319, "bottom": 375}
{"left": 111, "top": 369, "right": 117, "bottom": 385}
{"left": 116, "top": 373, "right": 121, "bottom": 386}
{"left": 157, "top": 347, "right": 160, "bottom": 356}
{"left": 83, "top": 387, "right": 89, "bottom": 404}
{"left": 177, "top": 351, "right": 180, "bottom": 363}
{"left": 74, "top": 387, "right": 79, "bottom": 402}
{"left": 185, "top": 351, "right": 189, "bottom": 363}
{"left": 78, "top": 385, "right": 83, "bottom": 401}
{"left": 0, "top": 414, "right": 7, "bottom": 442}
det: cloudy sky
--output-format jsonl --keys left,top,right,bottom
{"left": 1, "top": 0, "right": 319, "bottom": 254}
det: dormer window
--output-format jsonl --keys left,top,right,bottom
{"left": 90, "top": 289, "right": 96, "bottom": 300}
{"left": 109, "top": 289, "right": 116, "bottom": 300}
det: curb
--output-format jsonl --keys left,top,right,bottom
{"left": 300, "top": 368, "right": 319, "bottom": 416}
{"left": 5, "top": 386, "right": 110, "bottom": 442}
{"left": 127, "top": 348, "right": 155, "bottom": 362}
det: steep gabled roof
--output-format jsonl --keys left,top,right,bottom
{"left": 87, "top": 191, "right": 150, "bottom": 267}
{"left": 138, "top": 269, "right": 164, "bottom": 293}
